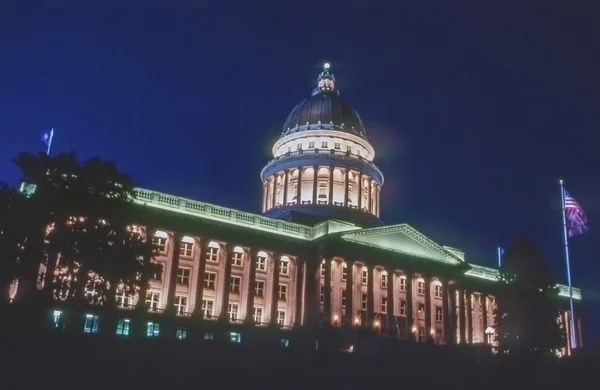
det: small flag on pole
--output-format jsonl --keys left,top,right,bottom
{"left": 41, "top": 129, "right": 54, "bottom": 155}
{"left": 564, "top": 191, "right": 588, "bottom": 238}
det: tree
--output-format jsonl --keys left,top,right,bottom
{"left": 495, "top": 235, "right": 564, "bottom": 357}
{"left": 5, "top": 152, "right": 157, "bottom": 313}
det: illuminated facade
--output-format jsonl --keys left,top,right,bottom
{"left": 8, "top": 65, "right": 583, "bottom": 354}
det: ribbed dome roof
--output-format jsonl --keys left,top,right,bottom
{"left": 281, "top": 64, "right": 367, "bottom": 140}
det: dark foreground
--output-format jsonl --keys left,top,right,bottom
{"left": 3, "top": 334, "right": 598, "bottom": 390}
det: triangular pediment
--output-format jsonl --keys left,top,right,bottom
{"left": 341, "top": 224, "right": 462, "bottom": 265}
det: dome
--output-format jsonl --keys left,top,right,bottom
{"left": 281, "top": 66, "right": 367, "bottom": 140}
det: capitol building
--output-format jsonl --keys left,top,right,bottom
{"left": 9, "top": 64, "right": 582, "bottom": 354}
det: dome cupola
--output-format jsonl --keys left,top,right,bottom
{"left": 260, "top": 63, "right": 384, "bottom": 227}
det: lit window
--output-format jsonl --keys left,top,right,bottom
{"left": 116, "top": 290, "right": 133, "bottom": 308}
{"left": 321, "top": 141, "right": 328, "bottom": 148}
{"left": 176, "top": 326, "right": 187, "bottom": 340}
{"left": 418, "top": 303, "right": 425, "bottom": 319}
{"left": 230, "top": 332, "right": 242, "bottom": 343}
{"left": 146, "top": 292, "right": 160, "bottom": 312}
{"left": 206, "top": 246, "right": 219, "bottom": 262}
{"left": 147, "top": 322, "right": 160, "bottom": 337}
{"left": 116, "top": 319, "right": 130, "bottom": 336}
{"left": 204, "top": 332, "right": 215, "bottom": 340}
{"left": 232, "top": 251, "right": 243, "bottom": 267}
{"left": 381, "top": 297, "right": 388, "bottom": 313}
{"left": 179, "top": 241, "right": 193, "bottom": 257}
{"left": 361, "top": 293, "right": 367, "bottom": 310}
{"left": 204, "top": 272, "right": 216, "bottom": 290}
{"left": 400, "top": 300, "right": 407, "bottom": 316}
{"left": 380, "top": 273, "right": 388, "bottom": 289}
{"left": 434, "top": 284, "right": 442, "bottom": 298}
{"left": 177, "top": 267, "right": 191, "bottom": 286}
{"left": 254, "top": 280, "right": 264, "bottom": 297}
{"left": 279, "top": 258, "right": 289, "bottom": 275}
{"left": 83, "top": 314, "right": 99, "bottom": 334}
{"left": 435, "top": 307, "right": 443, "bottom": 322}
{"left": 341, "top": 289, "right": 347, "bottom": 309}
{"left": 153, "top": 235, "right": 167, "bottom": 254}
{"left": 417, "top": 281, "right": 425, "bottom": 295}
{"left": 320, "top": 262, "right": 325, "bottom": 278}
{"left": 278, "top": 284, "right": 287, "bottom": 301}
{"left": 256, "top": 256, "right": 267, "bottom": 271}
{"left": 281, "top": 338, "right": 290, "bottom": 348}
{"left": 228, "top": 304, "right": 239, "bottom": 322}
{"left": 362, "top": 269, "right": 368, "bottom": 285}
{"left": 277, "top": 310, "right": 286, "bottom": 326}
{"left": 341, "top": 264, "right": 348, "bottom": 281}
{"left": 201, "top": 300, "right": 214, "bottom": 319}
{"left": 399, "top": 277, "right": 406, "bottom": 292}
{"left": 175, "top": 296, "right": 187, "bottom": 315}
{"left": 253, "top": 307, "right": 263, "bottom": 324}
{"left": 320, "top": 285, "right": 325, "bottom": 304}
{"left": 334, "top": 142, "right": 341, "bottom": 149}
{"left": 230, "top": 276, "right": 241, "bottom": 294}
{"left": 308, "top": 141, "right": 315, "bottom": 148}
{"left": 52, "top": 310, "right": 62, "bottom": 328}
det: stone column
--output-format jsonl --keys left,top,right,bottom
{"left": 366, "top": 265, "right": 375, "bottom": 328}
{"left": 386, "top": 270, "right": 395, "bottom": 337}
{"left": 343, "top": 168, "right": 350, "bottom": 207}
{"left": 312, "top": 165, "right": 318, "bottom": 205}
{"left": 466, "top": 291, "right": 473, "bottom": 343}
{"left": 328, "top": 166, "right": 334, "bottom": 205}
{"left": 377, "top": 186, "right": 381, "bottom": 217}
{"left": 271, "top": 175, "right": 277, "bottom": 208}
{"left": 424, "top": 276, "right": 432, "bottom": 342}
{"left": 449, "top": 284, "right": 458, "bottom": 344}
{"left": 481, "top": 294, "right": 488, "bottom": 340}
{"left": 244, "top": 250, "right": 258, "bottom": 325}
{"left": 344, "top": 261, "right": 354, "bottom": 325}
{"left": 323, "top": 258, "right": 332, "bottom": 324}
{"left": 297, "top": 167, "right": 303, "bottom": 205}
{"left": 283, "top": 170, "right": 289, "bottom": 205}
{"left": 405, "top": 273, "right": 415, "bottom": 341}
{"left": 441, "top": 280, "right": 451, "bottom": 344}
{"left": 262, "top": 182, "right": 267, "bottom": 212}
{"left": 294, "top": 258, "right": 304, "bottom": 327}
{"left": 303, "top": 257, "right": 321, "bottom": 326}
{"left": 218, "top": 244, "right": 234, "bottom": 322}
{"left": 165, "top": 233, "right": 182, "bottom": 314}
{"left": 192, "top": 239, "right": 208, "bottom": 318}
{"left": 367, "top": 178, "right": 373, "bottom": 213}
{"left": 269, "top": 253, "right": 280, "bottom": 326}
{"left": 459, "top": 289, "right": 466, "bottom": 344}
{"left": 357, "top": 173, "right": 363, "bottom": 210}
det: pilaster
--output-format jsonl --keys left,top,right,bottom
{"left": 244, "top": 250, "right": 258, "bottom": 325}
{"left": 165, "top": 233, "right": 182, "bottom": 315}
{"left": 269, "top": 253, "right": 280, "bottom": 326}
{"left": 312, "top": 165, "right": 318, "bottom": 205}
{"left": 424, "top": 275, "right": 432, "bottom": 343}
{"left": 192, "top": 239, "right": 208, "bottom": 318}
{"left": 328, "top": 165, "right": 334, "bottom": 205}
{"left": 218, "top": 244, "right": 234, "bottom": 322}
{"left": 386, "top": 270, "right": 395, "bottom": 337}
{"left": 344, "top": 261, "right": 354, "bottom": 325}
{"left": 283, "top": 170, "right": 289, "bottom": 205}
{"left": 366, "top": 265, "right": 375, "bottom": 328}
{"left": 323, "top": 258, "right": 332, "bottom": 324}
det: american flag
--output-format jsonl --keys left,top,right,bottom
{"left": 565, "top": 190, "right": 588, "bottom": 238}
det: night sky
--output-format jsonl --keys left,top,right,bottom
{"left": 1, "top": 1, "right": 598, "bottom": 342}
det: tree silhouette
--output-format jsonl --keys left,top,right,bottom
{"left": 494, "top": 235, "right": 564, "bottom": 357}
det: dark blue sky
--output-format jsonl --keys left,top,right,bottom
{"left": 1, "top": 1, "right": 599, "bottom": 342}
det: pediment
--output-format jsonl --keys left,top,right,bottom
{"left": 340, "top": 224, "right": 462, "bottom": 265}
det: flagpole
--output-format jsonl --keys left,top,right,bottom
{"left": 497, "top": 247, "right": 503, "bottom": 268}
{"left": 46, "top": 128, "right": 54, "bottom": 155}
{"left": 559, "top": 179, "right": 577, "bottom": 349}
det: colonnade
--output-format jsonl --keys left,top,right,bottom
{"left": 263, "top": 166, "right": 381, "bottom": 217}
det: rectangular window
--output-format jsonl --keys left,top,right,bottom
{"left": 361, "top": 293, "right": 367, "bottom": 310}
{"left": 146, "top": 292, "right": 160, "bottom": 312}
{"left": 417, "top": 281, "right": 425, "bottom": 295}
{"left": 281, "top": 339, "right": 290, "bottom": 348}
{"left": 177, "top": 267, "right": 191, "bottom": 286}
{"left": 321, "top": 141, "right": 328, "bottom": 148}
{"left": 277, "top": 310, "right": 286, "bottom": 326}
{"left": 147, "top": 322, "right": 160, "bottom": 337}
{"left": 201, "top": 299, "right": 214, "bottom": 319}
{"left": 115, "top": 290, "right": 133, "bottom": 308}
{"left": 434, "top": 284, "right": 442, "bottom": 298}
{"left": 204, "top": 332, "right": 215, "bottom": 340}
{"left": 83, "top": 314, "right": 99, "bottom": 333}
{"left": 279, "top": 259, "right": 289, "bottom": 275}
{"left": 435, "top": 306, "right": 443, "bottom": 322}
{"left": 287, "top": 146, "right": 291, "bottom": 153}
{"left": 308, "top": 141, "right": 315, "bottom": 148}
{"left": 152, "top": 263, "right": 163, "bottom": 281}
{"left": 179, "top": 242, "right": 193, "bottom": 257}
{"left": 380, "top": 273, "right": 388, "bottom": 289}
{"left": 116, "top": 318, "right": 130, "bottom": 336}
{"left": 362, "top": 269, "right": 368, "bottom": 285}
{"left": 232, "top": 251, "right": 243, "bottom": 267}
{"left": 296, "top": 143, "right": 302, "bottom": 150}
{"left": 204, "top": 272, "right": 216, "bottom": 290}
{"left": 228, "top": 304, "right": 239, "bottom": 322}
{"left": 230, "top": 276, "right": 241, "bottom": 294}
{"left": 381, "top": 297, "right": 388, "bottom": 313}
{"left": 334, "top": 142, "right": 341, "bottom": 149}
{"left": 400, "top": 300, "right": 407, "bottom": 316}
{"left": 176, "top": 326, "right": 187, "bottom": 340}
{"left": 278, "top": 284, "right": 287, "bottom": 301}
{"left": 153, "top": 237, "right": 167, "bottom": 254}
{"left": 320, "top": 285, "right": 324, "bottom": 304}
{"left": 418, "top": 303, "right": 425, "bottom": 319}
{"left": 254, "top": 280, "right": 264, "bottom": 297}
{"left": 253, "top": 307, "right": 263, "bottom": 324}
{"left": 320, "top": 262, "right": 326, "bottom": 278}
{"left": 174, "top": 296, "right": 187, "bottom": 315}
{"left": 347, "top": 145, "right": 352, "bottom": 153}
{"left": 256, "top": 256, "right": 267, "bottom": 271}
{"left": 399, "top": 277, "right": 406, "bottom": 292}
{"left": 357, "top": 149, "right": 361, "bottom": 157}
{"left": 230, "top": 332, "right": 242, "bottom": 343}
{"left": 342, "top": 264, "right": 348, "bottom": 282}
{"left": 341, "top": 289, "right": 347, "bottom": 309}
{"left": 206, "top": 247, "right": 218, "bottom": 262}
